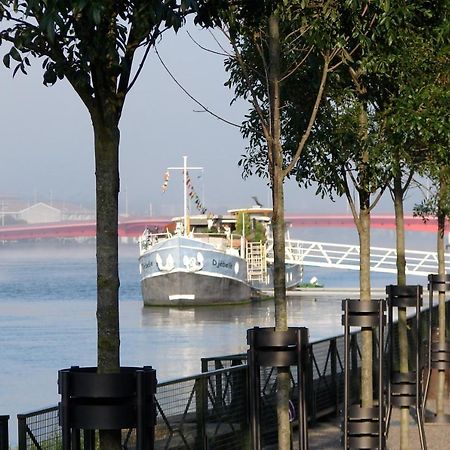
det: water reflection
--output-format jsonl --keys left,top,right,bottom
{"left": 139, "top": 297, "right": 343, "bottom": 337}
{"left": 133, "top": 296, "right": 343, "bottom": 382}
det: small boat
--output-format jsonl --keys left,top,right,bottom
{"left": 138, "top": 157, "right": 303, "bottom": 306}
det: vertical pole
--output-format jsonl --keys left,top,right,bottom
{"left": 345, "top": 302, "right": 349, "bottom": 450}
{"left": 248, "top": 329, "right": 261, "bottom": 450}
{"left": 386, "top": 288, "right": 393, "bottom": 434}
{"left": 0, "top": 416, "right": 9, "bottom": 450}
{"left": 330, "top": 339, "right": 338, "bottom": 416}
{"left": 72, "top": 429, "right": 81, "bottom": 450}
{"left": 183, "top": 156, "right": 187, "bottom": 236}
{"left": 59, "top": 370, "right": 72, "bottom": 450}
{"left": 241, "top": 214, "right": 246, "bottom": 259}
{"left": 136, "top": 370, "right": 145, "bottom": 450}
{"left": 17, "top": 415, "right": 26, "bottom": 450}
{"left": 416, "top": 286, "right": 426, "bottom": 449}
{"left": 423, "top": 279, "right": 433, "bottom": 417}
{"left": 195, "top": 376, "right": 207, "bottom": 450}
{"left": 378, "top": 300, "right": 384, "bottom": 450}
{"left": 297, "top": 329, "right": 308, "bottom": 450}
{"left": 83, "top": 431, "right": 95, "bottom": 450}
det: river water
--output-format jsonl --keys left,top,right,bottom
{"left": 0, "top": 241, "right": 426, "bottom": 441}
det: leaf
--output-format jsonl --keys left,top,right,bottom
{"left": 3, "top": 53, "right": 10, "bottom": 68}
{"left": 92, "top": 7, "right": 101, "bottom": 25}
{"left": 9, "top": 46, "right": 21, "bottom": 62}
{"left": 43, "top": 68, "right": 57, "bottom": 85}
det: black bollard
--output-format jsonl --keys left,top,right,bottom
{"left": 423, "top": 274, "right": 450, "bottom": 423}
{"left": 385, "top": 285, "right": 426, "bottom": 449}
{"left": 342, "top": 299, "right": 386, "bottom": 450}
{"left": 247, "top": 326, "right": 309, "bottom": 450}
{"left": 58, "top": 366, "right": 156, "bottom": 450}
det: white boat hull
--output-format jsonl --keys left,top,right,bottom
{"left": 139, "top": 235, "right": 252, "bottom": 306}
{"left": 141, "top": 270, "right": 253, "bottom": 306}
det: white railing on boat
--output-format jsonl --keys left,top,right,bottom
{"left": 266, "top": 238, "right": 450, "bottom": 277}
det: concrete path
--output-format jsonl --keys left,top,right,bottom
{"left": 307, "top": 406, "right": 450, "bottom": 449}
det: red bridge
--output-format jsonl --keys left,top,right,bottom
{"left": 0, "top": 218, "right": 170, "bottom": 241}
{"left": 0, "top": 214, "right": 446, "bottom": 242}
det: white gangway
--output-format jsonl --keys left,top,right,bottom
{"left": 266, "top": 238, "right": 450, "bottom": 277}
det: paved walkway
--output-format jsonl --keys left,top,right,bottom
{"left": 307, "top": 406, "right": 450, "bottom": 449}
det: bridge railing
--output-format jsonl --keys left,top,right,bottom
{"left": 267, "top": 238, "right": 450, "bottom": 276}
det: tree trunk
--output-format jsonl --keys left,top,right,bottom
{"left": 393, "top": 171, "right": 409, "bottom": 449}
{"left": 359, "top": 192, "right": 373, "bottom": 408}
{"left": 355, "top": 100, "right": 374, "bottom": 409}
{"left": 436, "top": 180, "right": 446, "bottom": 417}
{"left": 92, "top": 112, "right": 121, "bottom": 450}
{"left": 268, "top": 12, "right": 290, "bottom": 450}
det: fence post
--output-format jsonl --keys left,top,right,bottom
{"left": 195, "top": 376, "right": 207, "bottom": 450}
{"left": 0, "top": 416, "right": 9, "bottom": 450}
{"left": 330, "top": 339, "right": 339, "bottom": 416}
{"left": 307, "top": 344, "right": 316, "bottom": 425}
{"left": 17, "top": 414, "right": 27, "bottom": 450}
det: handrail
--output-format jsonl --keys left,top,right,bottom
{"left": 17, "top": 405, "right": 58, "bottom": 419}
{"left": 157, "top": 363, "right": 247, "bottom": 387}
{"left": 266, "top": 238, "right": 450, "bottom": 275}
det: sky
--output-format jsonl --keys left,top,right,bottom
{"left": 0, "top": 22, "right": 418, "bottom": 218}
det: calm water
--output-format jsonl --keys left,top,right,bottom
{"left": 0, "top": 241, "right": 425, "bottom": 441}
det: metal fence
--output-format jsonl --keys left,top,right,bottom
{"left": 11, "top": 300, "right": 450, "bottom": 450}
{"left": 201, "top": 334, "right": 351, "bottom": 426}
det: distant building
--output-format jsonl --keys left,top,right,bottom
{"left": 19, "top": 202, "right": 62, "bottom": 223}
{"left": 0, "top": 195, "right": 94, "bottom": 225}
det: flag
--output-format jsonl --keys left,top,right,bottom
{"left": 162, "top": 171, "right": 170, "bottom": 192}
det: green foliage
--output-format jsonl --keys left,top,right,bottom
{"left": 0, "top": 1, "right": 200, "bottom": 111}
{"left": 288, "top": 0, "right": 449, "bottom": 212}
{"left": 295, "top": 91, "right": 392, "bottom": 203}
{"left": 367, "top": 0, "right": 449, "bottom": 159}
{"left": 235, "top": 212, "right": 267, "bottom": 243}
{"left": 414, "top": 167, "right": 450, "bottom": 222}
{"left": 220, "top": 1, "right": 389, "bottom": 180}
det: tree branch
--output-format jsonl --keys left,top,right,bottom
{"left": 280, "top": 45, "right": 313, "bottom": 82}
{"left": 342, "top": 167, "right": 361, "bottom": 233}
{"left": 126, "top": 29, "right": 160, "bottom": 94}
{"left": 369, "top": 183, "right": 387, "bottom": 211}
{"left": 155, "top": 47, "right": 241, "bottom": 128}
{"left": 220, "top": 26, "right": 271, "bottom": 139}
{"left": 187, "top": 29, "right": 231, "bottom": 57}
{"left": 283, "top": 53, "right": 329, "bottom": 177}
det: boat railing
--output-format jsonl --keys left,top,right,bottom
{"left": 138, "top": 231, "right": 171, "bottom": 254}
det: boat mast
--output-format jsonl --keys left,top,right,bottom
{"left": 183, "top": 156, "right": 188, "bottom": 236}
{"left": 167, "top": 156, "right": 203, "bottom": 236}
